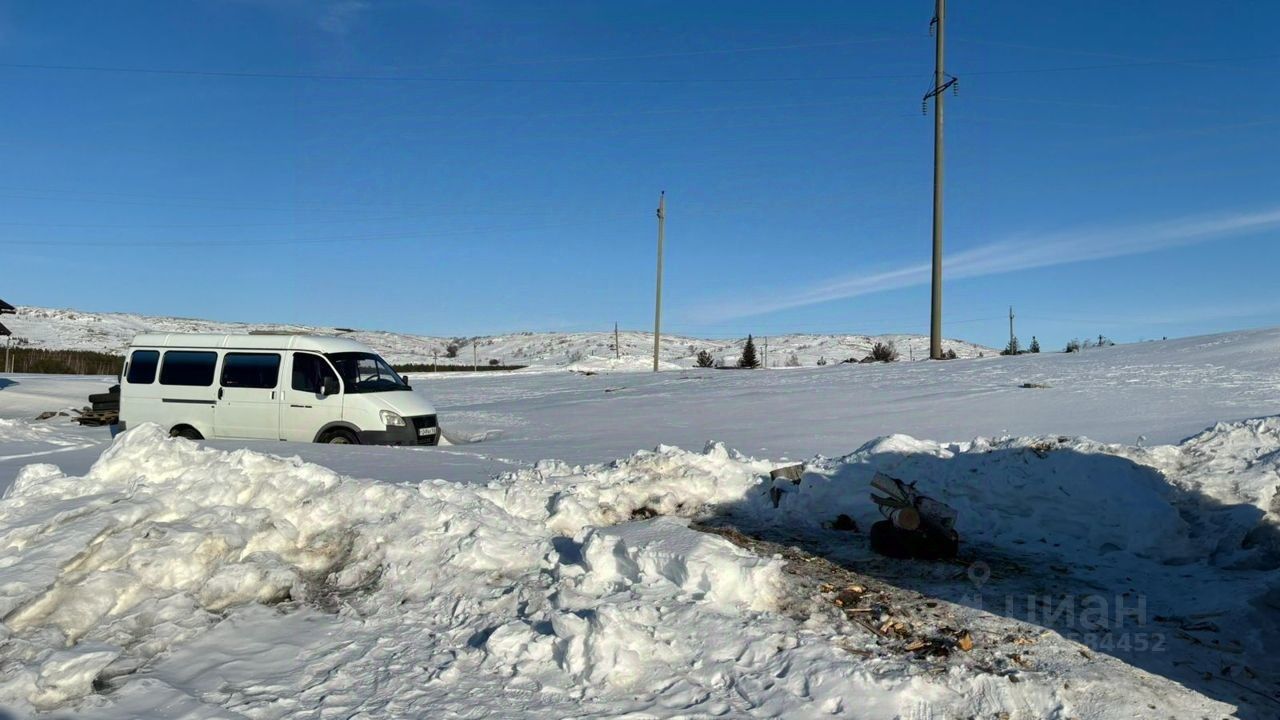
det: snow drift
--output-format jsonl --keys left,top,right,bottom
{"left": 2, "top": 416, "right": 1278, "bottom": 717}
{"left": 0, "top": 426, "right": 859, "bottom": 717}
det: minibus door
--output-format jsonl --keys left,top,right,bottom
{"left": 282, "top": 352, "right": 343, "bottom": 442}
{"left": 215, "top": 352, "right": 283, "bottom": 439}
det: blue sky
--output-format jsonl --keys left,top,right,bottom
{"left": 1, "top": 1, "right": 1277, "bottom": 349}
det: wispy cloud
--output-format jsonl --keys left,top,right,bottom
{"left": 226, "top": 0, "right": 369, "bottom": 36}
{"left": 316, "top": 0, "right": 369, "bottom": 36}
{"left": 699, "top": 207, "right": 1280, "bottom": 322}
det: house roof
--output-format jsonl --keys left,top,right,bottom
{"left": 0, "top": 298, "right": 14, "bottom": 314}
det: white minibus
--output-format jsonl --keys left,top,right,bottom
{"left": 118, "top": 333, "right": 439, "bottom": 445}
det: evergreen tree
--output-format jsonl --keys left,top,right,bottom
{"left": 695, "top": 349, "right": 715, "bottom": 368}
{"left": 738, "top": 335, "right": 760, "bottom": 369}
{"left": 1002, "top": 336, "right": 1020, "bottom": 355}
{"left": 1029, "top": 336, "right": 1040, "bottom": 353}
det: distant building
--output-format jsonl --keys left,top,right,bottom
{"left": 0, "top": 298, "right": 12, "bottom": 337}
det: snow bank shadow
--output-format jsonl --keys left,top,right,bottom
{"left": 0, "top": 378, "right": 16, "bottom": 390}
{"left": 713, "top": 445, "right": 1280, "bottom": 718}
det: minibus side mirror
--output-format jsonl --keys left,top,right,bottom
{"left": 321, "top": 376, "right": 339, "bottom": 397}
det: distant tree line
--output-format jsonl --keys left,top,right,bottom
{"left": 1002, "top": 335, "right": 1042, "bottom": 355}
{"left": 2, "top": 348, "right": 124, "bottom": 375}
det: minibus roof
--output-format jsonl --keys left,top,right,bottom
{"left": 128, "top": 333, "right": 378, "bottom": 355}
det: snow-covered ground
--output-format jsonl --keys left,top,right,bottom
{"left": 1, "top": 328, "right": 1279, "bottom": 718}
{"left": 4, "top": 305, "right": 993, "bottom": 369}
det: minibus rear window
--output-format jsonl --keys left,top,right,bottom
{"left": 127, "top": 350, "right": 160, "bottom": 384}
{"left": 160, "top": 351, "right": 217, "bottom": 387}
{"left": 221, "top": 353, "right": 281, "bottom": 389}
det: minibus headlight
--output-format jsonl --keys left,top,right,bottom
{"left": 380, "top": 410, "right": 406, "bottom": 427}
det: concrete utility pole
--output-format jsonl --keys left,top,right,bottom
{"left": 614, "top": 322, "right": 620, "bottom": 360}
{"left": 924, "top": 0, "right": 957, "bottom": 360}
{"left": 472, "top": 344, "right": 478, "bottom": 372}
{"left": 1009, "top": 306, "right": 1016, "bottom": 349}
{"left": 652, "top": 191, "right": 665, "bottom": 372}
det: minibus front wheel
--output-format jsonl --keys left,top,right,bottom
{"left": 170, "top": 425, "right": 203, "bottom": 441}
{"left": 320, "top": 428, "right": 359, "bottom": 445}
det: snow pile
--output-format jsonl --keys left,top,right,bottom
{"left": 0, "top": 425, "right": 540, "bottom": 709}
{"left": 1164, "top": 416, "right": 1280, "bottom": 518}
{"left": 3, "top": 416, "right": 1277, "bottom": 716}
{"left": 753, "top": 424, "right": 1280, "bottom": 569}
{"left": 0, "top": 425, "right": 888, "bottom": 717}
{"left": 571, "top": 517, "right": 784, "bottom": 611}
{"left": 479, "top": 441, "right": 771, "bottom": 534}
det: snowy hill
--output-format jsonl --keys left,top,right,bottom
{"left": 5, "top": 306, "right": 994, "bottom": 369}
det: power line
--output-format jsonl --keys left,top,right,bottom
{"left": 0, "top": 214, "right": 638, "bottom": 248}
{"left": 425, "top": 36, "right": 903, "bottom": 68}
{"left": 0, "top": 52, "right": 1273, "bottom": 85}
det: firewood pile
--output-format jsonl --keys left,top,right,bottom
{"left": 73, "top": 384, "right": 119, "bottom": 426}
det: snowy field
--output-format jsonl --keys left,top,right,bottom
{"left": 1, "top": 328, "right": 1279, "bottom": 718}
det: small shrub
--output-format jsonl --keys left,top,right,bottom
{"left": 816, "top": 356, "right": 828, "bottom": 366}
{"left": 1065, "top": 339, "right": 1081, "bottom": 353}
{"left": 1001, "top": 337, "right": 1020, "bottom": 356}
{"left": 869, "top": 341, "right": 899, "bottom": 363}
{"left": 943, "top": 348, "right": 958, "bottom": 360}
{"left": 445, "top": 342, "right": 460, "bottom": 359}
{"left": 785, "top": 353, "right": 801, "bottom": 367}
{"left": 695, "top": 349, "right": 715, "bottom": 368}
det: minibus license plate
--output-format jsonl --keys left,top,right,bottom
{"left": 418, "top": 427, "right": 435, "bottom": 437}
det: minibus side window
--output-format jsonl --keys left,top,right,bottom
{"left": 291, "top": 353, "right": 338, "bottom": 394}
{"left": 127, "top": 350, "right": 160, "bottom": 384}
{"left": 159, "top": 351, "right": 218, "bottom": 387}
{"left": 221, "top": 353, "right": 281, "bottom": 389}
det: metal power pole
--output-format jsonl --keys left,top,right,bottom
{"left": 652, "top": 191, "right": 665, "bottom": 372}
{"left": 924, "top": 0, "right": 956, "bottom": 360}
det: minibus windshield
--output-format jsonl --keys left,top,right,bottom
{"left": 326, "top": 352, "right": 408, "bottom": 393}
